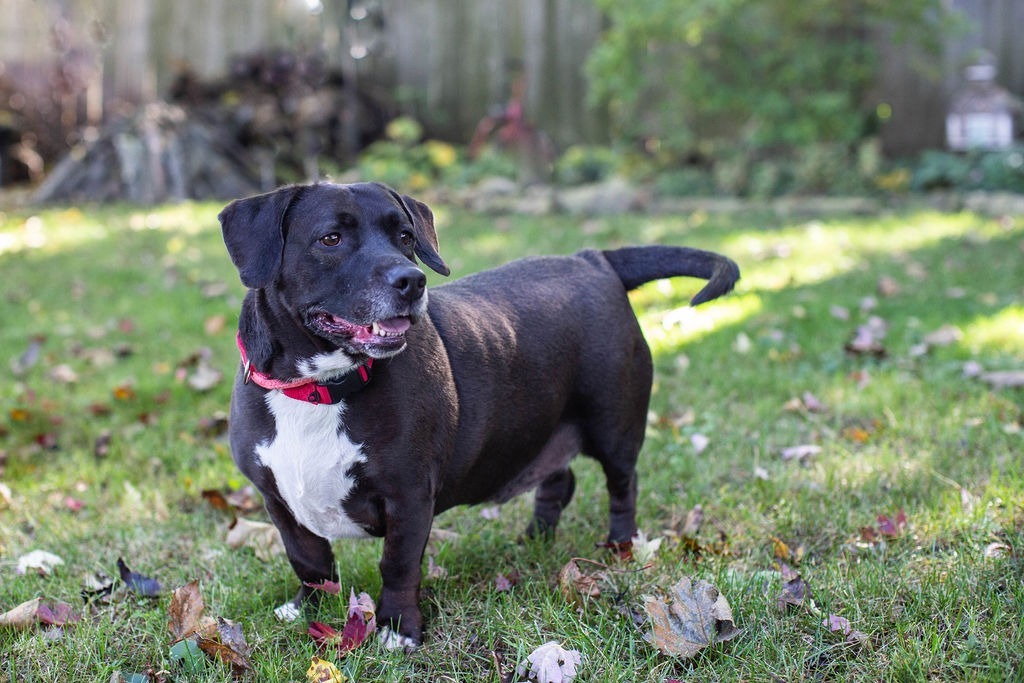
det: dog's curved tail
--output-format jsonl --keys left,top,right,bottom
{"left": 603, "top": 246, "right": 740, "bottom": 306}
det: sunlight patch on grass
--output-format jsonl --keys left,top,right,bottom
{"left": 960, "top": 305, "right": 1024, "bottom": 354}
{"left": 641, "top": 291, "right": 761, "bottom": 353}
{"left": 0, "top": 209, "right": 105, "bottom": 255}
{"left": 719, "top": 213, "right": 1000, "bottom": 294}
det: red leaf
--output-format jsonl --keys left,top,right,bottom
{"left": 877, "top": 509, "right": 907, "bottom": 538}
{"left": 303, "top": 580, "right": 342, "bottom": 595}
{"left": 307, "top": 590, "right": 376, "bottom": 657}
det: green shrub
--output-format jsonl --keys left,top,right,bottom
{"left": 911, "top": 146, "right": 1024, "bottom": 192}
{"left": 553, "top": 145, "right": 622, "bottom": 185}
{"left": 586, "top": 0, "right": 951, "bottom": 162}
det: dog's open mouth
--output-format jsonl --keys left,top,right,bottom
{"left": 311, "top": 311, "right": 412, "bottom": 353}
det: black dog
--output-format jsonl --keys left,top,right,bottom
{"left": 219, "top": 182, "right": 739, "bottom": 648}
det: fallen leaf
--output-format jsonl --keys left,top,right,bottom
{"left": 168, "top": 581, "right": 217, "bottom": 642}
{"left": 188, "top": 360, "right": 223, "bottom": 392}
{"left": 632, "top": 530, "right": 663, "bottom": 564}
{"left": 558, "top": 559, "right": 602, "bottom": 607}
{"left": 0, "top": 597, "right": 79, "bottom": 630}
{"left": 480, "top": 506, "right": 502, "bottom": 520}
{"left": 779, "top": 444, "right": 821, "bottom": 464}
{"left": 204, "top": 314, "right": 227, "bottom": 336}
{"left": 690, "top": 433, "right": 710, "bottom": 454}
{"left": 196, "top": 618, "right": 251, "bottom": 676}
{"left": 984, "top": 542, "right": 1011, "bottom": 559}
{"left": 643, "top": 576, "right": 740, "bottom": 658}
{"left": 304, "top": 580, "right": 343, "bottom": 595}
{"left": 308, "top": 590, "right": 376, "bottom": 657}
{"left": 771, "top": 536, "right": 791, "bottom": 561}
{"left": 516, "top": 641, "right": 582, "bottom": 683}
{"left": 876, "top": 509, "right": 908, "bottom": 537}
{"left": 922, "top": 324, "right": 963, "bottom": 347}
{"left": 81, "top": 571, "right": 116, "bottom": 602}
{"left": 94, "top": 430, "right": 113, "bottom": 458}
{"left": 777, "top": 569, "right": 811, "bottom": 612}
{"left": 844, "top": 318, "right": 887, "bottom": 358}
{"left": 225, "top": 517, "right": 286, "bottom": 561}
{"left": 823, "top": 614, "right": 869, "bottom": 648}
{"left": 16, "top": 550, "right": 65, "bottom": 576}
{"left": 112, "top": 383, "right": 136, "bottom": 401}
{"left": 11, "top": 335, "right": 45, "bottom": 376}
{"left": 0, "top": 598, "right": 45, "bottom": 630}
{"left": 681, "top": 504, "right": 704, "bottom": 536}
{"left": 980, "top": 370, "right": 1024, "bottom": 388}
{"left": 495, "top": 571, "right": 520, "bottom": 592}
{"left": 425, "top": 555, "right": 448, "bottom": 580}
{"left": 801, "top": 391, "right": 827, "bottom": 413}
{"left": 118, "top": 557, "right": 162, "bottom": 597}
{"left": 829, "top": 305, "right": 850, "bottom": 321}
{"left": 49, "top": 364, "right": 78, "bottom": 384}
{"left": 877, "top": 275, "right": 901, "bottom": 297}
{"left": 307, "top": 657, "right": 347, "bottom": 683}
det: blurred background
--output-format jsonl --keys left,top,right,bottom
{"left": 1, "top": 0, "right": 1022, "bottom": 202}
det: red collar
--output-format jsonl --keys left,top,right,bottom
{"left": 236, "top": 333, "right": 373, "bottom": 405}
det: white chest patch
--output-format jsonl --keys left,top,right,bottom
{"left": 256, "top": 392, "right": 371, "bottom": 540}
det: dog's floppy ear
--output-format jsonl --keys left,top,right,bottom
{"left": 219, "top": 186, "right": 303, "bottom": 289}
{"left": 390, "top": 189, "right": 450, "bottom": 277}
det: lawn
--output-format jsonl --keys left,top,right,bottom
{"left": 1, "top": 198, "right": 1022, "bottom": 681}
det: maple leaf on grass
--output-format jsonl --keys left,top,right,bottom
{"left": 309, "top": 590, "right": 377, "bottom": 657}
{"left": 167, "top": 581, "right": 252, "bottom": 678}
{"left": 643, "top": 576, "right": 740, "bottom": 658}
{"left": 516, "top": 641, "right": 582, "bottom": 683}
{"left": 168, "top": 580, "right": 217, "bottom": 642}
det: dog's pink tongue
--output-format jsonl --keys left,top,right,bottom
{"left": 377, "top": 317, "right": 411, "bottom": 334}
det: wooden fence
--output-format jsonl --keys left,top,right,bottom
{"left": 1, "top": 0, "right": 1021, "bottom": 156}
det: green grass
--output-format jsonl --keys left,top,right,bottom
{"left": 1, "top": 199, "right": 1022, "bottom": 681}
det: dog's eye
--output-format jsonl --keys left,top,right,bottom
{"left": 319, "top": 233, "right": 341, "bottom": 247}
{"left": 399, "top": 230, "right": 414, "bottom": 248}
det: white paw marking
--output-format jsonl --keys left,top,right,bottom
{"left": 274, "top": 601, "right": 301, "bottom": 622}
{"left": 378, "top": 625, "right": 420, "bottom": 652}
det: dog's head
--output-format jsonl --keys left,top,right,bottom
{"left": 219, "top": 182, "right": 449, "bottom": 359}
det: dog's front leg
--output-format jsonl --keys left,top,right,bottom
{"left": 376, "top": 498, "right": 434, "bottom": 650}
{"left": 263, "top": 495, "right": 338, "bottom": 621}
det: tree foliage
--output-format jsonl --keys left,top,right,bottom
{"left": 586, "top": 0, "right": 951, "bottom": 160}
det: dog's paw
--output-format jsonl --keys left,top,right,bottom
{"left": 378, "top": 625, "right": 420, "bottom": 652}
{"left": 274, "top": 601, "right": 301, "bottom": 622}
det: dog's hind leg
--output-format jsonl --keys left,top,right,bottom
{"left": 523, "top": 468, "right": 576, "bottom": 539}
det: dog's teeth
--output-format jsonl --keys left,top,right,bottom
{"left": 371, "top": 321, "right": 382, "bottom": 336}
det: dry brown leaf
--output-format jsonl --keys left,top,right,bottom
{"left": 168, "top": 581, "right": 217, "bottom": 642}
{"left": 643, "top": 576, "right": 740, "bottom": 658}
{"left": 0, "top": 598, "right": 44, "bottom": 630}
{"left": 558, "top": 559, "right": 602, "bottom": 607}
{"left": 196, "top": 618, "right": 251, "bottom": 675}
{"left": 225, "top": 517, "right": 285, "bottom": 561}
{"left": 681, "top": 504, "right": 704, "bottom": 536}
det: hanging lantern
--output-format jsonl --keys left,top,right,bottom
{"left": 945, "top": 54, "right": 1021, "bottom": 151}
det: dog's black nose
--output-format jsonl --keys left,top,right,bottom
{"left": 388, "top": 265, "right": 427, "bottom": 301}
